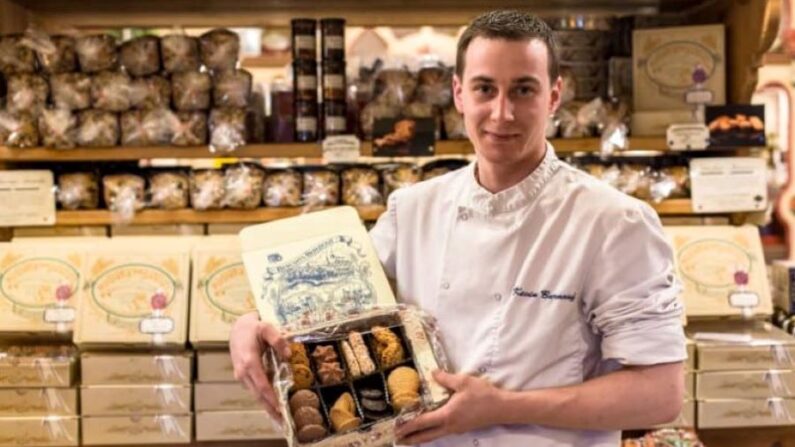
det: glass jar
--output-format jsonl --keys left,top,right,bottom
{"left": 320, "top": 18, "right": 345, "bottom": 60}
{"left": 323, "top": 101, "right": 346, "bottom": 137}
{"left": 293, "top": 59, "right": 318, "bottom": 102}
{"left": 322, "top": 59, "right": 346, "bottom": 101}
{"left": 291, "top": 18, "right": 317, "bottom": 60}
{"left": 295, "top": 100, "right": 318, "bottom": 142}
{"left": 270, "top": 79, "right": 294, "bottom": 143}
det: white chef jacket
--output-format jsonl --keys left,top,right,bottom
{"left": 369, "top": 143, "right": 686, "bottom": 447}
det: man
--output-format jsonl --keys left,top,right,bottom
{"left": 230, "top": 10, "right": 685, "bottom": 446}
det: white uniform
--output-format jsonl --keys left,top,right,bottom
{"left": 369, "top": 144, "right": 686, "bottom": 447}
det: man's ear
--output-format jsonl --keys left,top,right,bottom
{"left": 549, "top": 76, "right": 563, "bottom": 115}
{"left": 453, "top": 74, "right": 464, "bottom": 114}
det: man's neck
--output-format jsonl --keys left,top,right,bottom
{"left": 475, "top": 145, "right": 547, "bottom": 194}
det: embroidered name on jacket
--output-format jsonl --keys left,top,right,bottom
{"left": 513, "top": 287, "right": 575, "bottom": 301}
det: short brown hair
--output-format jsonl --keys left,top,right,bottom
{"left": 456, "top": 10, "right": 559, "bottom": 84}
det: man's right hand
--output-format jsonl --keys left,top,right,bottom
{"left": 229, "top": 311, "right": 291, "bottom": 422}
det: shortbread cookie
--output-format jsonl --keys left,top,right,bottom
{"left": 341, "top": 341, "right": 362, "bottom": 377}
{"left": 348, "top": 332, "right": 376, "bottom": 375}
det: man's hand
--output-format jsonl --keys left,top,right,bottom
{"left": 229, "top": 311, "right": 291, "bottom": 423}
{"left": 395, "top": 370, "right": 504, "bottom": 445}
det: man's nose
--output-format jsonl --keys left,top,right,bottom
{"left": 490, "top": 92, "right": 515, "bottom": 122}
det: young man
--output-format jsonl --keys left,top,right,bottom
{"left": 230, "top": 10, "right": 686, "bottom": 446}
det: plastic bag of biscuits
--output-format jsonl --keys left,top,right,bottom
{"left": 376, "top": 162, "right": 420, "bottom": 199}
{"left": 301, "top": 167, "right": 340, "bottom": 207}
{"left": 102, "top": 172, "right": 146, "bottom": 221}
{"left": 190, "top": 168, "right": 225, "bottom": 210}
{"left": 0, "top": 34, "right": 36, "bottom": 74}
{"left": 50, "top": 73, "right": 92, "bottom": 110}
{"left": 209, "top": 107, "right": 247, "bottom": 152}
{"left": 75, "top": 34, "right": 118, "bottom": 73}
{"left": 91, "top": 71, "right": 132, "bottom": 112}
{"left": 0, "top": 111, "right": 39, "bottom": 148}
{"left": 129, "top": 75, "right": 171, "bottom": 109}
{"left": 57, "top": 171, "right": 99, "bottom": 210}
{"left": 32, "top": 33, "right": 78, "bottom": 74}
{"left": 222, "top": 163, "right": 264, "bottom": 209}
{"left": 212, "top": 69, "right": 252, "bottom": 108}
{"left": 76, "top": 110, "right": 119, "bottom": 147}
{"left": 160, "top": 34, "right": 200, "bottom": 74}
{"left": 263, "top": 169, "right": 302, "bottom": 207}
{"left": 120, "top": 35, "right": 161, "bottom": 77}
{"left": 340, "top": 165, "right": 384, "bottom": 206}
{"left": 6, "top": 73, "right": 48, "bottom": 114}
{"left": 170, "top": 111, "right": 207, "bottom": 146}
{"left": 172, "top": 71, "right": 212, "bottom": 111}
{"left": 39, "top": 108, "right": 78, "bottom": 149}
{"left": 199, "top": 28, "right": 240, "bottom": 72}
{"left": 148, "top": 170, "right": 190, "bottom": 210}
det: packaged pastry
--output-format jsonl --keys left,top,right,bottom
{"left": 57, "top": 172, "right": 99, "bottom": 210}
{"left": 416, "top": 61, "right": 452, "bottom": 108}
{"left": 121, "top": 109, "right": 172, "bottom": 146}
{"left": 171, "top": 111, "right": 208, "bottom": 146}
{"left": 91, "top": 70, "right": 132, "bottom": 112}
{"left": 149, "top": 170, "right": 190, "bottom": 209}
{"left": 39, "top": 108, "right": 78, "bottom": 149}
{"left": 119, "top": 35, "right": 161, "bottom": 77}
{"left": 213, "top": 69, "right": 252, "bottom": 108}
{"left": 0, "top": 111, "right": 39, "bottom": 148}
{"left": 302, "top": 167, "right": 340, "bottom": 206}
{"left": 34, "top": 34, "right": 78, "bottom": 73}
{"left": 660, "top": 165, "right": 690, "bottom": 198}
{"left": 77, "top": 110, "right": 119, "bottom": 147}
{"left": 421, "top": 159, "right": 469, "bottom": 181}
{"left": 373, "top": 67, "right": 417, "bottom": 108}
{"left": 199, "top": 28, "right": 240, "bottom": 72}
{"left": 6, "top": 73, "right": 48, "bottom": 113}
{"left": 209, "top": 107, "right": 248, "bottom": 152}
{"left": 160, "top": 34, "right": 200, "bottom": 73}
{"left": 341, "top": 165, "right": 383, "bottom": 206}
{"left": 377, "top": 163, "right": 420, "bottom": 198}
{"left": 0, "top": 344, "right": 78, "bottom": 387}
{"left": 172, "top": 70, "right": 212, "bottom": 111}
{"left": 102, "top": 173, "right": 146, "bottom": 215}
{"left": 129, "top": 75, "right": 171, "bottom": 109}
{"left": 120, "top": 109, "right": 148, "bottom": 146}
{"left": 0, "top": 34, "right": 36, "bottom": 74}
{"left": 442, "top": 106, "right": 466, "bottom": 140}
{"left": 50, "top": 72, "right": 92, "bottom": 110}
{"left": 223, "top": 163, "right": 265, "bottom": 209}
{"left": 263, "top": 169, "right": 303, "bottom": 207}
{"left": 191, "top": 168, "right": 225, "bottom": 210}
{"left": 617, "top": 164, "right": 648, "bottom": 197}
{"left": 75, "top": 34, "right": 118, "bottom": 73}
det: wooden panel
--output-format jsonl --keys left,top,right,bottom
{"left": 725, "top": 0, "right": 781, "bottom": 102}
{"left": 0, "top": 0, "right": 30, "bottom": 34}
{"left": 699, "top": 426, "right": 795, "bottom": 447}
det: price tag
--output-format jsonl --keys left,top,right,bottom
{"left": 43, "top": 307, "right": 76, "bottom": 324}
{"left": 690, "top": 157, "right": 767, "bottom": 213}
{"left": 0, "top": 170, "right": 55, "bottom": 226}
{"left": 139, "top": 316, "right": 175, "bottom": 335}
{"left": 322, "top": 135, "right": 361, "bottom": 163}
{"left": 667, "top": 123, "right": 710, "bottom": 151}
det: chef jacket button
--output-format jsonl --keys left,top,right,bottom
{"left": 473, "top": 439, "right": 480, "bottom": 446}
{"left": 441, "top": 281, "right": 450, "bottom": 290}
{"left": 477, "top": 367, "right": 487, "bottom": 374}
{"left": 493, "top": 293, "right": 502, "bottom": 301}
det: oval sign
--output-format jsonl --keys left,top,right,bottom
{"left": 91, "top": 263, "right": 176, "bottom": 319}
{"left": 643, "top": 41, "right": 718, "bottom": 90}
{"left": 678, "top": 240, "right": 752, "bottom": 291}
{"left": 204, "top": 262, "right": 254, "bottom": 317}
{"left": 0, "top": 258, "right": 80, "bottom": 310}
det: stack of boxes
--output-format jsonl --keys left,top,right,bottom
{"left": 190, "top": 236, "right": 281, "bottom": 441}
{"left": 0, "top": 239, "right": 90, "bottom": 446}
{"left": 74, "top": 237, "right": 193, "bottom": 445}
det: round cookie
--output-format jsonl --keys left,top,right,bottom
{"left": 289, "top": 389, "right": 320, "bottom": 413}
{"left": 361, "top": 397, "right": 387, "bottom": 412}
{"left": 297, "top": 424, "right": 327, "bottom": 443}
{"left": 387, "top": 366, "right": 420, "bottom": 394}
{"left": 291, "top": 363, "right": 314, "bottom": 390}
{"left": 289, "top": 342, "right": 310, "bottom": 366}
{"left": 293, "top": 406, "right": 324, "bottom": 429}
{"left": 392, "top": 395, "right": 420, "bottom": 411}
{"left": 359, "top": 388, "right": 383, "bottom": 399}
{"left": 379, "top": 342, "right": 405, "bottom": 368}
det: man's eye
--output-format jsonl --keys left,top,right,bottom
{"left": 515, "top": 86, "right": 533, "bottom": 96}
{"left": 475, "top": 85, "right": 494, "bottom": 95}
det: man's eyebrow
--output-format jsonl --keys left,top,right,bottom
{"left": 513, "top": 76, "right": 541, "bottom": 86}
{"left": 469, "top": 75, "right": 494, "bottom": 83}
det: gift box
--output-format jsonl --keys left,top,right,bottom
{"left": 0, "top": 345, "right": 76, "bottom": 388}
{"left": 81, "top": 414, "right": 191, "bottom": 445}
{"left": 81, "top": 352, "right": 192, "bottom": 385}
{"left": 195, "top": 410, "right": 281, "bottom": 441}
{"left": 0, "top": 416, "right": 79, "bottom": 446}
{"left": 0, "top": 388, "right": 78, "bottom": 416}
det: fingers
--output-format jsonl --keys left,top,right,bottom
{"left": 242, "top": 376, "right": 282, "bottom": 423}
{"left": 394, "top": 408, "right": 446, "bottom": 439}
{"left": 247, "top": 362, "right": 282, "bottom": 419}
{"left": 397, "top": 426, "right": 448, "bottom": 445}
{"left": 259, "top": 323, "right": 291, "bottom": 360}
{"left": 433, "top": 369, "right": 467, "bottom": 392}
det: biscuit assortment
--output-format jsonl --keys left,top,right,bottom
{"left": 283, "top": 325, "right": 424, "bottom": 444}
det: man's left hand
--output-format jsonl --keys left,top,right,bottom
{"left": 395, "top": 370, "right": 503, "bottom": 445}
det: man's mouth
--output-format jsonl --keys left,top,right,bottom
{"left": 483, "top": 130, "right": 520, "bottom": 141}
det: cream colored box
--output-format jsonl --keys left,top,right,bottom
{"left": 197, "top": 350, "right": 235, "bottom": 382}
{"left": 633, "top": 24, "right": 725, "bottom": 111}
{"left": 685, "top": 372, "right": 695, "bottom": 400}
{"left": 0, "top": 416, "right": 79, "bottom": 446}
{"left": 13, "top": 226, "right": 107, "bottom": 238}
{"left": 631, "top": 109, "right": 697, "bottom": 136}
{"left": 0, "top": 241, "right": 91, "bottom": 336}
{"left": 653, "top": 400, "right": 695, "bottom": 429}
{"left": 697, "top": 370, "right": 795, "bottom": 399}
{"left": 110, "top": 224, "right": 205, "bottom": 237}
{"left": 0, "top": 345, "right": 76, "bottom": 388}
{"left": 81, "top": 385, "right": 191, "bottom": 416}
{"left": 190, "top": 236, "right": 255, "bottom": 347}
{"left": 74, "top": 238, "right": 192, "bottom": 347}
{"left": 82, "top": 414, "right": 191, "bottom": 445}
{"left": 691, "top": 323, "right": 795, "bottom": 371}
{"left": 195, "top": 382, "right": 260, "bottom": 411}
{"left": 698, "top": 398, "right": 795, "bottom": 428}
{"left": 80, "top": 352, "right": 192, "bottom": 385}
{"left": 195, "top": 410, "right": 282, "bottom": 441}
{"left": 665, "top": 226, "right": 772, "bottom": 318}
{"left": 207, "top": 223, "right": 249, "bottom": 235}
{"left": 686, "top": 338, "right": 696, "bottom": 371}
{"left": 0, "top": 388, "right": 77, "bottom": 416}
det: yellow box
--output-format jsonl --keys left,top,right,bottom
{"left": 0, "top": 388, "right": 77, "bottom": 416}
{"left": 686, "top": 338, "right": 696, "bottom": 371}
{"left": 0, "top": 345, "right": 76, "bottom": 388}
{"left": 195, "top": 410, "right": 282, "bottom": 441}
{"left": 654, "top": 400, "right": 695, "bottom": 429}
{"left": 633, "top": 24, "right": 725, "bottom": 112}
{"left": 697, "top": 370, "right": 795, "bottom": 399}
{"left": 0, "top": 416, "right": 79, "bottom": 446}
{"left": 197, "top": 350, "right": 235, "bottom": 382}
{"left": 698, "top": 398, "right": 795, "bottom": 428}
{"left": 81, "top": 385, "right": 192, "bottom": 416}
{"left": 190, "top": 236, "right": 255, "bottom": 347}
{"left": 80, "top": 352, "right": 192, "bottom": 385}
{"left": 81, "top": 414, "right": 191, "bottom": 445}
{"left": 685, "top": 372, "right": 695, "bottom": 400}
{"left": 12, "top": 226, "right": 107, "bottom": 238}
{"left": 74, "top": 238, "right": 192, "bottom": 348}
{"left": 207, "top": 223, "right": 249, "bottom": 235}
{"left": 195, "top": 382, "right": 260, "bottom": 411}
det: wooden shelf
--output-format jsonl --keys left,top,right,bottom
{"left": 649, "top": 199, "right": 693, "bottom": 215}
{"left": 0, "top": 138, "right": 671, "bottom": 162}
{"left": 55, "top": 206, "right": 385, "bottom": 226}
{"left": 241, "top": 54, "right": 292, "bottom": 68}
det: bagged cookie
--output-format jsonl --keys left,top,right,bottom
{"left": 223, "top": 163, "right": 264, "bottom": 209}
{"left": 160, "top": 35, "right": 200, "bottom": 74}
{"left": 199, "top": 29, "right": 239, "bottom": 72}
{"left": 341, "top": 165, "right": 383, "bottom": 206}
{"left": 0, "top": 111, "right": 39, "bottom": 148}
{"left": 6, "top": 73, "right": 48, "bottom": 114}
{"left": 302, "top": 167, "right": 340, "bottom": 206}
{"left": 91, "top": 71, "right": 132, "bottom": 112}
{"left": 190, "top": 168, "right": 225, "bottom": 210}
{"left": 209, "top": 107, "right": 247, "bottom": 152}
{"left": 378, "top": 163, "right": 420, "bottom": 198}
{"left": 443, "top": 106, "right": 466, "bottom": 140}
{"left": 149, "top": 170, "right": 190, "bottom": 209}
{"left": 75, "top": 34, "right": 118, "bottom": 73}
{"left": 172, "top": 71, "right": 211, "bottom": 111}
{"left": 171, "top": 111, "right": 207, "bottom": 146}
{"left": 102, "top": 173, "right": 146, "bottom": 216}
{"left": 57, "top": 172, "right": 99, "bottom": 210}
{"left": 129, "top": 75, "right": 171, "bottom": 109}
{"left": 77, "top": 110, "right": 119, "bottom": 147}
{"left": 120, "top": 110, "right": 149, "bottom": 146}
{"left": 119, "top": 35, "right": 161, "bottom": 77}
{"left": 34, "top": 34, "right": 78, "bottom": 74}
{"left": 39, "top": 108, "right": 78, "bottom": 149}
{"left": 120, "top": 109, "right": 173, "bottom": 146}
{"left": 50, "top": 72, "right": 92, "bottom": 110}
{"left": 416, "top": 62, "right": 452, "bottom": 108}
{"left": 0, "top": 34, "right": 36, "bottom": 74}
{"left": 212, "top": 69, "right": 252, "bottom": 108}
{"left": 263, "top": 169, "right": 302, "bottom": 207}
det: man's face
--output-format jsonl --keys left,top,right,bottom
{"left": 453, "top": 37, "right": 561, "bottom": 166}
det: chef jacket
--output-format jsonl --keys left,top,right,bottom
{"left": 369, "top": 143, "right": 687, "bottom": 447}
